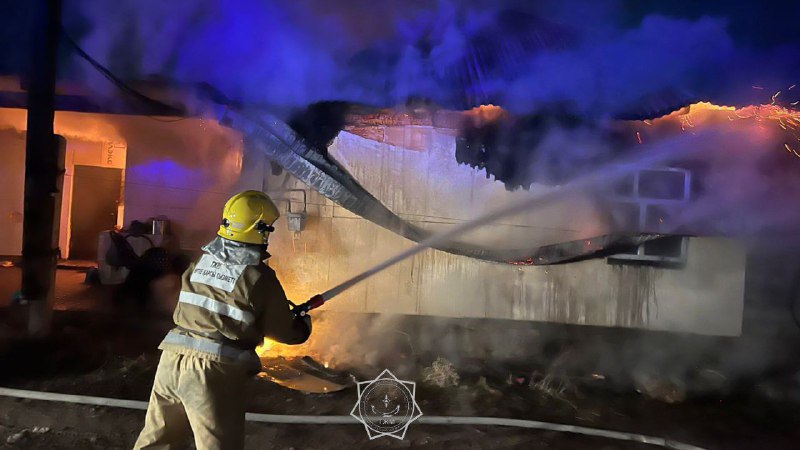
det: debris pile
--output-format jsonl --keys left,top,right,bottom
{"left": 529, "top": 372, "right": 575, "bottom": 399}
{"left": 258, "top": 356, "right": 353, "bottom": 394}
{"left": 475, "top": 376, "right": 501, "bottom": 396}
{"left": 5, "top": 426, "right": 50, "bottom": 445}
{"left": 634, "top": 373, "right": 687, "bottom": 404}
{"left": 422, "top": 357, "right": 460, "bottom": 387}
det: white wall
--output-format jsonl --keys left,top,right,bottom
{"left": 328, "top": 130, "right": 610, "bottom": 249}
{"left": 264, "top": 191, "right": 745, "bottom": 336}
{"left": 260, "top": 129, "right": 745, "bottom": 336}
{"left": 119, "top": 116, "right": 244, "bottom": 250}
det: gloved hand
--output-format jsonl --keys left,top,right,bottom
{"left": 291, "top": 294, "right": 325, "bottom": 317}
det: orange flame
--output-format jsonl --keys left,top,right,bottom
{"left": 256, "top": 334, "right": 328, "bottom": 366}
{"left": 463, "top": 104, "right": 508, "bottom": 127}
{"left": 633, "top": 101, "right": 800, "bottom": 159}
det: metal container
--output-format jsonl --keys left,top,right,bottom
{"left": 286, "top": 190, "right": 307, "bottom": 232}
{"left": 287, "top": 211, "right": 307, "bottom": 232}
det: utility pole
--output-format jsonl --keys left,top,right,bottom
{"left": 21, "top": 0, "right": 63, "bottom": 337}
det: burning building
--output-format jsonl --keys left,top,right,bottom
{"left": 5, "top": 74, "right": 798, "bottom": 340}
{"left": 2, "top": 3, "right": 800, "bottom": 448}
{"left": 1, "top": 0, "right": 799, "bottom": 351}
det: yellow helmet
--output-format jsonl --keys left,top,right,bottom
{"left": 218, "top": 190, "right": 280, "bottom": 245}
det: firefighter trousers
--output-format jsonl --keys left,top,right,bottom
{"left": 133, "top": 350, "right": 248, "bottom": 450}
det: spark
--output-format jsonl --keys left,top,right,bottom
{"left": 638, "top": 102, "right": 800, "bottom": 161}
{"left": 789, "top": 85, "right": 797, "bottom": 91}
{"left": 752, "top": 85, "right": 765, "bottom": 90}
{"left": 785, "top": 143, "right": 800, "bottom": 158}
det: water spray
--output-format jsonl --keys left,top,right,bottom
{"left": 292, "top": 132, "right": 715, "bottom": 317}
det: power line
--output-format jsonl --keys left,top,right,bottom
{"left": 59, "top": 28, "right": 186, "bottom": 117}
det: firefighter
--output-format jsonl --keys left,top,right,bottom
{"left": 134, "top": 190, "right": 312, "bottom": 450}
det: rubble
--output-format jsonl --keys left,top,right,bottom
{"left": 693, "top": 369, "right": 729, "bottom": 396}
{"left": 6, "top": 430, "right": 28, "bottom": 445}
{"left": 4, "top": 426, "right": 48, "bottom": 445}
{"left": 530, "top": 372, "right": 572, "bottom": 397}
{"left": 634, "top": 373, "right": 687, "bottom": 404}
{"left": 527, "top": 371, "right": 579, "bottom": 411}
{"left": 422, "top": 357, "right": 460, "bottom": 387}
{"left": 258, "top": 356, "right": 352, "bottom": 394}
{"left": 475, "top": 376, "right": 501, "bottom": 396}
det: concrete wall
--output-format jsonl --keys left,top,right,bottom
{"left": 118, "top": 116, "right": 244, "bottom": 250}
{"left": 264, "top": 193, "right": 745, "bottom": 336}
{"left": 260, "top": 129, "right": 745, "bottom": 336}
{"left": 329, "top": 130, "right": 611, "bottom": 249}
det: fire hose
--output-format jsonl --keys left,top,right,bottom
{"left": 0, "top": 387, "right": 706, "bottom": 450}
{"left": 225, "top": 108, "right": 665, "bottom": 265}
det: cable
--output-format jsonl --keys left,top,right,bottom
{"left": 0, "top": 386, "right": 706, "bottom": 450}
{"left": 59, "top": 29, "right": 185, "bottom": 117}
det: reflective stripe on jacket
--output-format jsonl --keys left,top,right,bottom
{"left": 159, "top": 250, "right": 311, "bottom": 367}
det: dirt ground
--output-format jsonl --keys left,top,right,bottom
{"left": 1, "top": 254, "right": 800, "bottom": 449}
{"left": 0, "top": 398, "right": 661, "bottom": 450}
{"left": 0, "top": 359, "right": 798, "bottom": 450}
{"left": 0, "top": 311, "right": 799, "bottom": 450}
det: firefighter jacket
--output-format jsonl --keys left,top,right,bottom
{"left": 158, "top": 236, "right": 311, "bottom": 372}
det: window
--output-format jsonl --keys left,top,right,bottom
{"left": 606, "top": 167, "right": 691, "bottom": 267}
{"left": 607, "top": 167, "right": 691, "bottom": 233}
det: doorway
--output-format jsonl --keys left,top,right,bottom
{"left": 69, "top": 165, "right": 122, "bottom": 260}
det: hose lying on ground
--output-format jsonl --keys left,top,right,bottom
{"left": 0, "top": 386, "right": 706, "bottom": 450}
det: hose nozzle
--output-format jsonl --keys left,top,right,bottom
{"left": 292, "top": 294, "right": 325, "bottom": 317}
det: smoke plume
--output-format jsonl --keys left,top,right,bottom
{"left": 36, "top": 0, "right": 796, "bottom": 114}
